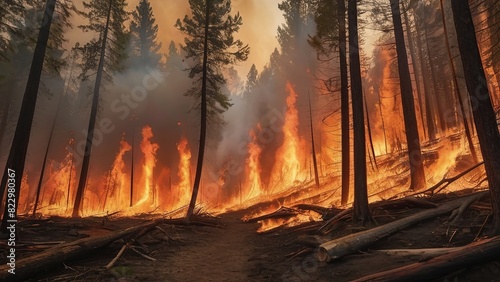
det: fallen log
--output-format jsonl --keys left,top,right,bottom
{"left": 353, "top": 236, "right": 500, "bottom": 281}
{"left": 0, "top": 219, "right": 163, "bottom": 282}
{"left": 420, "top": 161, "right": 484, "bottom": 195}
{"left": 370, "top": 247, "right": 463, "bottom": 258}
{"left": 316, "top": 192, "right": 487, "bottom": 262}
{"left": 243, "top": 207, "right": 299, "bottom": 223}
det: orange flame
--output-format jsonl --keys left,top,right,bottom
{"left": 243, "top": 128, "right": 264, "bottom": 200}
{"left": 269, "top": 81, "right": 307, "bottom": 192}
{"left": 103, "top": 137, "right": 131, "bottom": 213}
{"left": 172, "top": 136, "right": 192, "bottom": 210}
{"left": 135, "top": 125, "right": 159, "bottom": 209}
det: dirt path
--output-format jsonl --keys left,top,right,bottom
{"left": 161, "top": 212, "right": 261, "bottom": 281}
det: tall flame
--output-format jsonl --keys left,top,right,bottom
{"left": 103, "top": 137, "right": 131, "bottom": 213}
{"left": 269, "top": 81, "right": 307, "bottom": 192}
{"left": 172, "top": 136, "right": 192, "bottom": 209}
{"left": 135, "top": 125, "right": 159, "bottom": 208}
{"left": 243, "top": 128, "right": 264, "bottom": 199}
{"left": 38, "top": 140, "right": 76, "bottom": 216}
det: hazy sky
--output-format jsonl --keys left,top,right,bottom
{"left": 68, "top": 0, "right": 285, "bottom": 78}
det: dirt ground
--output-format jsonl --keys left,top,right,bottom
{"left": 3, "top": 195, "right": 500, "bottom": 282}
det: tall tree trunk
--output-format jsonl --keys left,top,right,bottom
{"left": 32, "top": 94, "right": 63, "bottom": 216}
{"left": 338, "top": 0, "right": 350, "bottom": 205}
{"left": 364, "top": 91, "right": 378, "bottom": 170}
{"left": 402, "top": 0, "right": 426, "bottom": 140}
{"left": 439, "top": 0, "right": 478, "bottom": 163}
{"left": 0, "top": 0, "right": 56, "bottom": 231}
{"left": 130, "top": 126, "right": 134, "bottom": 207}
{"left": 186, "top": 0, "right": 210, "bottom": 220}
{"left": 423, "top": 21, "right": 447, "bottom": 134}
{"left": 390, "top": 0, "right": 426, "bottom": 191}
{"left": 0, "top": 95, "right": 11, "bottom": 150}
{"left": 72, "top": 0, "right": 113, "bottom": 217}
{"left": 348, "top": 0, "right": 371, "bottom": 223}
{"left": 308, "top": 92, "right": 320, "bottom": 187}
{"left": 414, "top": 17, "right": 437, "bottom": 141}
{"left": 451, "top": 0, "right": 500, "bottom": 235}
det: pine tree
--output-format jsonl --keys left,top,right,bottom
{"left": 245, "top": 64, "right": 258, "bottom": 93}
{"left": 349, "top": 0, "right": 372, "bottom": 223}
{"left": 390, "top": 0, "right": 426, "bottom": 191}
{"left": 129, "top": 0, "right": 161, "bottom": 67}
{"left": 0, "top": 0, "right": 57, "bottom": 231}
{"left": 72, "top": 0, "right": 129, "bottom": 217}
{"left": 451, "top": 0, "right": 500, "bottom": 235}
{"left": 175, "top": 0, "right": 249, "bottom": 219}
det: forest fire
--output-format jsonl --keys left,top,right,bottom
{"left": 171, "top": 136, "right": 192, "bottom": 210}
{"left": 1, "top": 0, "right": 500, "bottom": 281}
{"left": 35, "top": 139, "right": 76, "bottom": 216}
{"left": 268, "top": 82, "right": 308, "bottom": 193}
{"left": 102, "top": 137, "right": 131, "bottom": 213}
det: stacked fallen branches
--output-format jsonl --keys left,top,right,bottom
{"left": 316, "top": 191, "right": 488, "bottom": 262}
{"left": 353, "top": 236, "right": 500, "bottom": 281}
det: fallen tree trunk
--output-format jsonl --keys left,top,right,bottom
{"left": 354, "top": 236, "right": 500, "bottom": 281}
{"left": 0, "top": 219, "right": 163, "bottom": 282}
{"left": 370, "top": 247, "right": 463, "bottom": 257}
{"left": 243, "top": 207, "right": 299, "bottom": 223}
{"left": 316, "top": 192, "right": 487, "bottom": 262}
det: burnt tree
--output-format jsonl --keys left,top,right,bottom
{"left": 390, "top": 0, "right": 426, "bottom": 191}
{"left": 349, "top": 0, "right": 372, "bottom": 223}
{"left": 452, "top": 0, "right": 500, "bottom": 235}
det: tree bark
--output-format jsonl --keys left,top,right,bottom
{"left": 390, "top": 0, "right": 426, "bottom": 191}
{"left": 338, "top": 0, "right": 350, "bottom": 205}
{"left": 401, "top": 0, "right": 426, "bottom": 140}
{"left": 72, "top": 0, "right": 113, "bottom": 217}
{"left": 348, "top": 0, "right": 371, "bottom": 223}
{"left": 186, "top": 0, "right": 210, "bottom": 220}
{"left": 353, "top": 236, "right": 500, "bottom": 281}
{"left": 309, "top": 92, "right": 320, "bottom": 187}
{"left": 316, "top": 191, "right": 487, "bottom": 262}
{"left": 439, "top": 0, "right": 478, "bottom": 163}
{"left": 414, "top": 16, "right": 436, "bottom": 141}
{"left": 0, "top": 0, "right": 56, "bottom": 231}
{"left": 452, "top": 0, "right": 500, "bottom": 235}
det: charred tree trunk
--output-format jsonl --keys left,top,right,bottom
{"left": 402, "top": 0, "right": 426, "bottom": 140}
{"left": 130, "top": 126, "right": 134, "bottom": 207}
{"left": 186, "top": 1, "right": 210, "bottom": 220}
{"left": 439, "top": 0, "right": 478, "bottom": 163}
{"left": 338, "top": 0, "right": 350, "bottom": 205}
{"left": 452, "top": 0, "right": 500, "bottom": 235}
{"left": 364, "top": 91, "right": 378, "bottom": 170}
{"left": 0, "top": 95, "right": 11, "bottom": 149}
{"left": 72, "top": 0, "right": 113, "bottom": 217}
{"left": 348, "top": 0, "right": 371, "bottom": 223}
{"left": 424, "top": 26, "right": 447, "bottom": 134}
{"left": 414, "top": 17, "right": 437, "bottom": 141}
{"left": 390, "top": 0, "right": 426, "bottom": 191}
{"left": 0, "top": 0, "right": 56, "bottom": 231}
{"left": 309, "top": 92, "right": 320, "bottom": 187}
{"left": 32, "top": 95, "right": 62, "bottom": 216}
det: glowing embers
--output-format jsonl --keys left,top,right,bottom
{"left": 268, "top": 81, "right": 308, "bottom": 193}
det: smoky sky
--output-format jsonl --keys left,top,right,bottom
{"left": 66, "top": 0, "right": 285, "bottom": 78}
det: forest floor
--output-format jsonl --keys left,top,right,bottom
{"left": 4, "top": 193, "right": 500, "bottom": 282}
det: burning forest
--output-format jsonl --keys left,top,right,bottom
{"left": 0, "top": 0, "right": 500, "bottom": 281}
